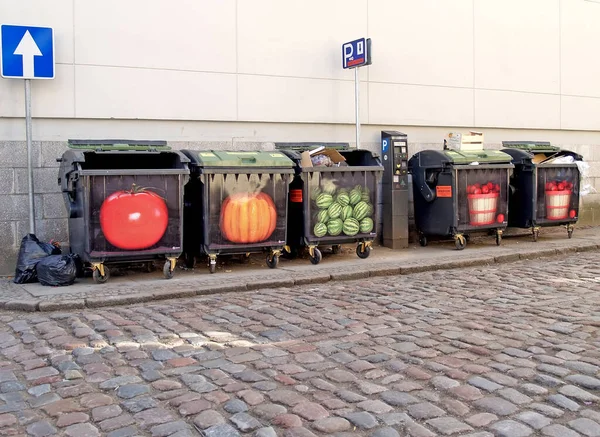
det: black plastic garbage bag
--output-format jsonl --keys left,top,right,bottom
{"left": 36, "top": 255, "right": 78, "bottom": 287}
{"left": 14, "top": 234, "right": 61, "bottom": 284}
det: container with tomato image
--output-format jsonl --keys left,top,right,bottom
{"left": 182, "top": 150, "right": 295, "bottom": 273}
{"left": 502, "top": 142, "right": 582, "bottom": 241}
{"left": 59, "top": 140, "right": 190, "bottom": 283}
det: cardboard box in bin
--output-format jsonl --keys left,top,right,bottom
{"left": 300, "top": 146, "right": 346, "bottom": 168}
{"left": 446, "top": 131, "right": 484, "bottom": 151}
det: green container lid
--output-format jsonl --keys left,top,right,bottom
{"left": 186, "top": 150, "right": 294, "bottom": 168}
{"left": 444, "top": 149, "right": 512, "bottom": 164}
{"left": 502, "top": 141, "right": 560, "bottom": 153}
{"left": 68, "top": 139, "right": 171, "bottom": 151}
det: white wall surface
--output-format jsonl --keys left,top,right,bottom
{"left": 1, "top": 0, "right": 600, "bottom": 132}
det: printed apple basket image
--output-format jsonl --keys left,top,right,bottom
{"left": 545, "top": 180, "right": 577, "bottom": 222}
{"left": 466, "top": 182, "right": 504, "bottom": 227}
{"left": 99, "top": 185, "right": 175, "bottom": 281}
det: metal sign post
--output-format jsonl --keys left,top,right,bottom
{"left": 25, "top": 79, "right": 35, "bottom": 233}
{"left": 1, "top": 24, "right": 55, "bottom": 234}
{"left": 354, "top": 68, "right": 360, "bottom": 150}
{"left": 342, "top": 37, "right": 371, "bottom": 150}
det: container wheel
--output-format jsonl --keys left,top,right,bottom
{"left": 266, "top": 254, "right": 279, "bottom": 269}
{"left": 532, "top": 228, "right": 539, "bottom": 242}
{"left": 309, "top": 248, "right": 322, "bottom": 265}
{"left": 93, "top": 266, "right": 110, "bottom": 284}
{"left": 208, "top": 256, "right": 217, "bottom": 274}
{"left": 419, "top": 235, "right": 428, "bottom": 247}
{"left": 356, "top": 244, "right": 371, "bottom": 259}
{"left": 332, "top": 244, "right": 342, "bottom": 254}
{"left": 146, "top": 262, "right": 154, "bottom": 273}
{"left": 163, "top": 261, "right": 174, "bottom": 279}
{"left": 455, "top": 235, "right": 466, "bottom": 251}
{"left": 568, "top": 227, "right": 574, "bottom": 239}
{"left": 496, "top": 231, "right": 502, "bottom": 246}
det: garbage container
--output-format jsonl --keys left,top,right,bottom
{"left": 58, "top": 140, "right": 190, "bottom": 283}
{"left": 182, "top": 150, "right": 294, "bottom": 273}
{"left": 281, "top": 149, "right": 383, "bottom": 264}
{"left": 408, "top": 149, "right": 514, "bottom": 249}
{"left": 501, "top": 141, "right": 582, "bottom": 240}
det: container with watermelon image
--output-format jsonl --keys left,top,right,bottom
{"left": 281, "top": 149, "right": 383, "bottom": 264}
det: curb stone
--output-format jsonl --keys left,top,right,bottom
{"left": 0, "top": 241, "right": 593, "bottom": 313}
{"left": 5, "top": 300, "right": 38, "bottom": 312}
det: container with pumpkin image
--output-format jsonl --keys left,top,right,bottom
{"left": 219, "top": 192, "right": 277, "bottom": 244}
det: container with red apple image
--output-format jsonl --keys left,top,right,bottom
{"left": 465, "top": 181, "right": 503, "bottom": 226}
{"left": 545, "top": 179, "right": 574, "bottom": 220}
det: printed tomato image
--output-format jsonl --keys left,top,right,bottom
{"left": 100, "top": 185, "right": 168, "bottom": 250}
{"left": 220, "top": 192, "right": 277, "bottom": 243}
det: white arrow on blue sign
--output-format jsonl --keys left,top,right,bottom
{"left": 0, "top": 24, "right": 55, "bottom": 79}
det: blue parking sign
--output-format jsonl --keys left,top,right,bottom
{"left": 1, "top": 25, "right": 55, "bottom": 79}
{"left": 342, "top": 38, "right": 372, "bottom": 69}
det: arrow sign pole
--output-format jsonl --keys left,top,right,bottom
{"left": 13, "top": 30, "right": 42, "bottom": 233}
{"left": 24, "top": 79, "right": 36, "bottom": 234}
{"left": 13, "top": 30, "right": 42, "bottom": 79}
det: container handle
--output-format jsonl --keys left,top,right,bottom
{"left": 241, "top": 157, "right": 257, "bottom": 164}
{"left": 413, "top": 168, "right": 436, "bottom": 203}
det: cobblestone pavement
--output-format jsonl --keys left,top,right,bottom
{"left": 0, "top": 253, "right": 598, "bottom": 436}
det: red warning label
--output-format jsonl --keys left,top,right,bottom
{"left": 436, "top": 186, "right": 452, "bottom": 198}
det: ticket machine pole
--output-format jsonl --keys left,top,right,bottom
{"left": 381, "top": 131, "right": 409, "bottom": 249}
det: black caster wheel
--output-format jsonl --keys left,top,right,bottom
{"left": 496, "top": 232, "right": 502, "bottom": 246}
{"left": 309, "top": 248, "right": 322, "bottom": 265}
{"left": 93, "top": 267, "right": 110, "bottom": 284}
{"left": 266, "top": 254, "right": 279, "bottom": 269}
{"left": 356, "top": 244, "right": 371, "bottom": 259}
{"left": 145, "top": 262, "right": 154, "bottom": 273}
{"left": 532, "top": 229, "right": 539, "bottom": 242}
{"left": 455, "top": 236, "right": 466, "bottom": 251}
{"left": 332, "top": 244, "right": 342, "bottom": 254}
{"left": 419, "top": 235, "right": 428, "bottom": 247}
{"left": 163, "top": 261, "right": 174, "bottom": 279}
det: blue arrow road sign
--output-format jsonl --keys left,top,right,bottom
{"left": 1, "top": 25, "right": 54, "bottom": 79}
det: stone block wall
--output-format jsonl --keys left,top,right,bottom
{"left": 0, "top": 139, "right": 598, "bottom": 276}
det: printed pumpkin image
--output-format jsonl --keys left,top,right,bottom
{"left": 220, "top": 192, "right": 277, "bottom": 243}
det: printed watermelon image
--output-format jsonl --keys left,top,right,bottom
{"left": 311, "top": 179, "right": 375, "bottom": 237}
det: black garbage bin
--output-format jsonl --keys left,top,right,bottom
{"left": 182, "top": 150, "right": 294, "bottom": 273}
{"left": 58, "top": 140, "right": 190, "bottom": 283}
{"left": 281, "top": 149, "right": 383, "bottom": 264}
{"left": 408, "top": 149, "right": 514, "bottom": 249}
{"left": 501, "top": 141, "right": 582, "bottom": 240}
